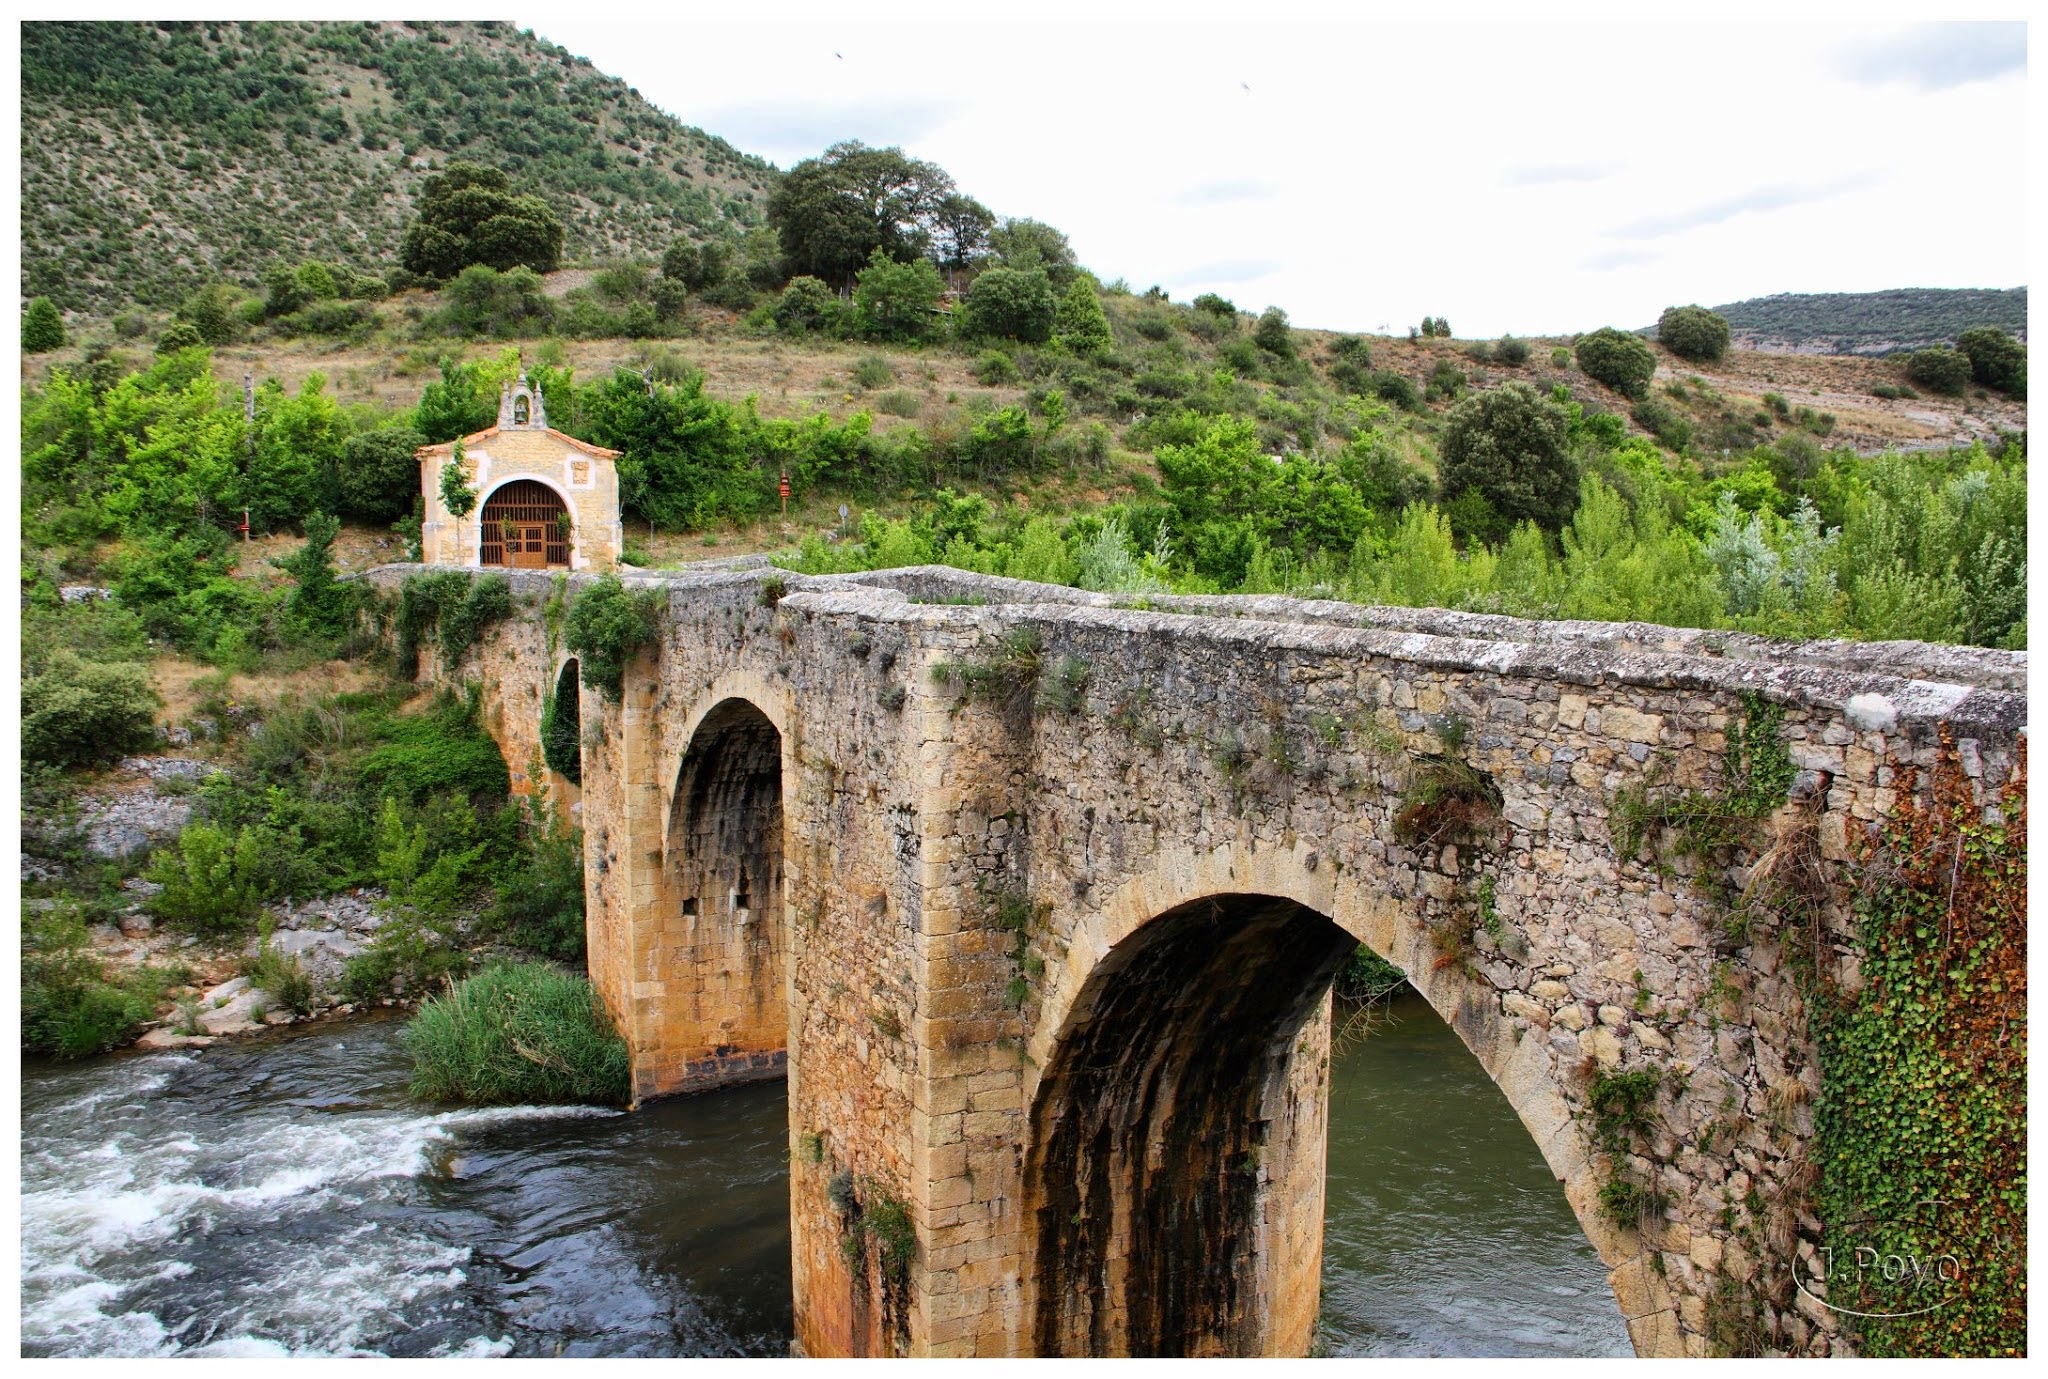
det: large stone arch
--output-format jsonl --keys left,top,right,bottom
{"left": 1019, "top": 841, "right": 1640, "bottom": 1356}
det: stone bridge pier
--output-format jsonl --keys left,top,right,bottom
{"left": 369, "top": 560, "right": 2026, "bottom": 1359}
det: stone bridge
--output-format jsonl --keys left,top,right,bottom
{"left": 364, "top": 559, "right": 2025, "bottom": 1359}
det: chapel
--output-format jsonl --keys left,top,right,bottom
{"left": 415, "top": 373, "right": 622, "bottom": 570}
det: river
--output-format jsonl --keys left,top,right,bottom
{"left": 20, "top": 994, "right": 1629, "bottom": 1357}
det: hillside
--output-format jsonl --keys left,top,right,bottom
{"left": 1702, "top": 287, "right": 2027, "bottom": 356}
{"left": 20, "top": 19, "right": 775, "bottom": 315}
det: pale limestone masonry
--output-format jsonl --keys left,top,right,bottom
{"left": 364, "top": 559, "right": 2025, "bottom": 1360}
{"left": 414, "top": 374, "right": 623, "bottom": 571}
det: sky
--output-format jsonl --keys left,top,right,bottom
{"left": 528, "top": 7, "right": 2027, "bottom": 338}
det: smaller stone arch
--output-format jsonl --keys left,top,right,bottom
{"left": 542, "top": 656, "right": 583, "bottom": 791}
{"left": 629, "top": 674, "right": 797, "bottom": 1098}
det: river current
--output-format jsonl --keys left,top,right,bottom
{"left": 20, "top": 995, "right": 1629, "bottom": 1357}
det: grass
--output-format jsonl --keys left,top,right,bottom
{"left": 243, "top": 938, "right": 315, "bottom": 1016}
{"left": 403, "top": 960, "right": 630, "bottom": 1106}
{"left": 930, "top": 626, "right": 1044, "bottom": 712}
{"left": 1394, "top": 754, "right": 1501, "bottom": 845}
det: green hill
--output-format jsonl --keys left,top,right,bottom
{"left": 20, "top": 19, "right": 776, "bottom": 315}
{"left": 1705, "top": 288, "right": 2027, "bottom": 355}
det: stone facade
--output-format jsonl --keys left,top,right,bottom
{"left": 365, "top": 559, "right": 2026, "bottom": 1359}
{"left": 415, "top": 375, "right": 623, "bottom": 572}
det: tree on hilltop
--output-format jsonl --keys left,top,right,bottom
{"left": 1657, "top": 304, "right": 1731, "bottom": 362}
{"left": 766, "top": 141, "right": 956, "bottom": 288}
{"left": 400, "top": 162, "right": 565, "bottom": 282}
{"left": 1956, "top": 325, "right": 2026, "bottom": 399}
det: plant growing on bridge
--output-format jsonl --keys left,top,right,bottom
{"left": 837, "top": 1179, "right": 918, "bottom": 1287}
{"left": 1394, "top": 750, "right": 1502, "bottom": 845}
{"left": 395, "top": 570, "right": 513, "bottom": 677}
{"left": 1808, "top": 735, "right": 2025, "bottom": 1355}
{"left": 1610, "top": 693, "right": 1796, "bottom": 888}
{"left": 1037, "top": 654, "right": 1091, "bottom": 715}
{"left": 564, "top": 575, "right": 665, "bottom": 702}
{"left": 930, "top": 626, "right": 1044, "bottom": 712}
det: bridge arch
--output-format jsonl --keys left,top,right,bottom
{"left": 634, "top": 673, "right": 797, "bottom": 1093}
{"left": 1020, "top": 843, "right": 1634, "bottom": 1356}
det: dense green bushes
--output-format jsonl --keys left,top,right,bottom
{"left": 1656, "top": 305, "right": 1731, "bottom": 361}
{"left": 22, "top": 906, "right": 181, "bottom": 1059}
{"left": 404, "top": 961, "right": 629, "bottom": 1105}
{"left": 1955, "top": 326, "right": 2025, "bottom": 398}
{"left": 1437, "top": 382, "right": 1576, "bottom": 539}
{"left": 565, "top": 575, "right": 664, "bottom": 700}
{"left": 1575, "top": 327, "right": 1659, "bottom": 396}
{"left": 22, "top": 651, "right": 160, "bottom": 771}
{"left": 1905, "top": 347, "right": 1972, "bottom": 396}
{"left": 961, "top": 267, "right": 1057, "bottom": 343}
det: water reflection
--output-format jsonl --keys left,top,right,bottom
{"left": 1317, "top": 991, "right": 1633, "bottom": 1357}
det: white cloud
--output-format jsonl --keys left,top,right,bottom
{"left": 1837, "top": 22, "right": 2025, "bottom": 91}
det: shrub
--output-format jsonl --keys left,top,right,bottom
{"left": 1054, "top": 279, "right": 1114, "bottom": 355}
{"left": 1192, "top": 292, "right": 1237, "bottom": 318}
{"left": 1331, "top": 335, "right": 1373, "bottom": 367}
{"left": 22, "top": 297, "right": 65, "bottom": 352}
{"left": 961, "top": 266, "right": 1057, "bottom": 343}
{"left": 22, "top": 907, "right": 176, "bottom": 1058}
{"left": 1370, "top": 370, "right": 1421, "bottom": 411}
{"left": 774, "top": 275, "right": 839, "bottom": 333}
{"left": 1551, "top": 346, "right": 1572, "bottom": 368}
{"left": 22, "top": 651, "right": 160, "bottom": 771}
{"left": 1494, "top": 335, "right": 1530, "bottom": 366}
{"left": 147, "top": 820, "right": 270, "bottom": 929}
{"left": 1575, "top": 328, "right": 1658, "bottom": 396}
{"left": 1425, "top": 358, "right": 1467, "bottom": 403}
{"left": 565, "top": 575, "right": 664, "bottom": 701}
{"left": 486, "top": 803, "right": 586, "bottom": 961}
{"left": 876, "top": 389, "right": 923, "bottom": 418}
{"left": 243, "top": 940, "right": 315, "bottom": 1016}
{"left": 1438, "top": 382, "right": 1577, "bottom": 535}
{"left": 356, "top": 692, "right": 511, "bottom": 804}
{"left": 851, "top": 354, "right": 895, "bottom": 390}
{"left": 1905, "top": 346, "right": 1972, "bottom": 396}
{"left": 1632, "top": 397, "right": 1694, "bottom": 451}
{"left": 1956, "top": 325, "right": 2026, "bottom": 398}
{"left": 1253, "top": 306, "right": 1294, "bottom": 357}
{"left": 404, "top": 962, "right": 630, "bottom": 1105}
{"left": 852, "top": 250, "right": 943, "bottom": 342}
{"left": 975, "top": 350, "right": 1020, "bottom": 385}
{"left": 1656, "top": 305, "right": 1732, "bottom": 362}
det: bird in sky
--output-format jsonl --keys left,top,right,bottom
{"left": 1241, "top": 82, "right": 1251, "bottom": 93}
